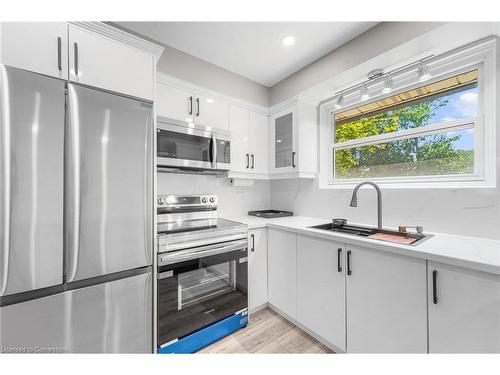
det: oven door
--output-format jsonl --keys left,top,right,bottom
{"left": 156, "top": 121, "right": 215, "bottom": 169}
{"left": 157, "top": 239, "right": 248, "bottom": 346}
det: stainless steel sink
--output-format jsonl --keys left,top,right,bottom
{"left": 308, "top": 222, "right": 431, "bottom": 246}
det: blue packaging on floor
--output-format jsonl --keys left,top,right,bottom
{"left": 158, "top": 310, "right": 248, "bottom": 354}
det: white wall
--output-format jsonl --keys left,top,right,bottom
{"left": 157, "top": 173, "right": 271, "bottom": 218}
{"left": 157, "top": 45, "right": 269, "bottom": 107}
{"left": 270, "top": 179, "right": 499, "bottom": 239}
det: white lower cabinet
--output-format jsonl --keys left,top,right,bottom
{"left": 248, "top": 228, "right": 268, "bottom": 311}
{"left": 297, "top": 235, "right": 346, "bottom": 351}
{"left": 267, "top": 229, "right": 297, "bottom": 319}
{"left": 346, "top": 245, "right": 428, "bottom": 353}
{"left": 428, "top": 262, "right": 500, "bottom": 353}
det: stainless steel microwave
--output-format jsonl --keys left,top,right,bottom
{"left": 156, "top": 117, "right": 231, "bottom": 172}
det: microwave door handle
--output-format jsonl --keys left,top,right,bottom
{"left": 159, "top": 239, "right": 247, "bottom": 265}
{"left": 211, "top": 135, "right": 217, "bottom": 168}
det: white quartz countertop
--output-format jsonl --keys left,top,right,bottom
{"left": 225, "top": 215, "right": 500, "bottom": 275}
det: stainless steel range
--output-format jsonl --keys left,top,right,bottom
{"left": 156, "top": 195, "right": 248, "bottom": 354}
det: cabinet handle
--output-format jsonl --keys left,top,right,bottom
{"left": 432, "top": 270, "right": 438, "bottom": 304}
{"left": 251, "top": 154, "right": 255, "bottom": 169}
{"left": 196, "top": 97, "right": 200, "bottom": 117}
{"left": 189, "top": 96, "right": 193, "bottom": 115}
{"left": 337, "top": 248, "right": 342, "bottom": 272}
{"left": 246, "top": 153, "right": 249, "bottom": 168}
{"left": 251, "top": 234, "right": 255, "bottom": 252}
{"left": 292, "top": 151, "right": 296, "bottom": 168}
{"left": 57, "top": 37, "right": 62, "bottom": 71}
{"left": 73, "top": 42, "right": 79, "bottom": 76}
{"left": 347, "top": 250, "right": 352, "bottom": 275}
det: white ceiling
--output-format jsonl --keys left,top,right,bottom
{"left": 115, "top": 22, "right": 378, "bottom": 87}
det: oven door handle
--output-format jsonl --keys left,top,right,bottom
{"left": 159, "top": 239, "right": 248, "bottom": 266}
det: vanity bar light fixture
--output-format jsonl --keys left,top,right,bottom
{"left": 331, "top": 55, "right": 434, "bottom": 108}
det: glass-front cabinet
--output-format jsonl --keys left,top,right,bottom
{"left": 269, "top": 102, "right": 317, "bottom": 178}
{"left": 271, "top": 107, "right": 297, "bottom": 172}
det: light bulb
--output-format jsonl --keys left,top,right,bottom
{"left": 382, "top": 75, "right": 393, "bottom": 94}
{"left": 360, "top": 84, "right": 370, "bottom": 101}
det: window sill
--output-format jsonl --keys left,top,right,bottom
{"left": 320, "top": 177, "right": 496, "bottom": 190}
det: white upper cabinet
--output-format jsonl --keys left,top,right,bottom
{"left": 269, "top": 101, "right": 317, "bottom": 178}
{"left": 267, "top": 228, "right": 297, "bottom": 320}
{"left": 297, "top": 235, "right": 346, "bottom": 351}
{"left": 248, "top": 228, "right": 268, "bottom": 311}
{"left": 428, "top": 262, "right": 500, "bottom": 353}
{"left": 195, "top": 94, "right": 229, "bottom": 130}
{"left": 248, "top": 111, "right": 269, "bottom": 175}
{"left": 346, "top": 245, "right": 427, "bottom": 353}
{"left": 156, "top": 81, "right": 229, "bottom": 130}
{"left": 228, "top": 104, "right": 269, "bottom": 177}
{"left": 156, "top": 84, "right": 195, "bottom": 122}
{"left": 229, "top": 105, "right": 250, "bottom": 173}
{"left": 68, "top": 25, "right": 154, "bottom": 100}
{"left": 0, "top": 22, "right": 68, "bottom": 79}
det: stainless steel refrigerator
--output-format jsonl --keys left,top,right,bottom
{"left": 0, "top": 65, "right": 153, "bottom": 353}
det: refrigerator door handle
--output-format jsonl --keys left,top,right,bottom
{"left": 0, "top": 67, "right": 11, "bottom": 295}
{"left": 66, "top": 85, "right": 81, "bottom": 282}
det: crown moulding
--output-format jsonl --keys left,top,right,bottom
{"left": 68, "top": 22, "right": 164, "bottom": 59}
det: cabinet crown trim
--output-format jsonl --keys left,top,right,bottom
{"left": 69, "top": 22, "right": 164, "bottom": 58}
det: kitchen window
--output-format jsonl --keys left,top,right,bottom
{"left": 318, "top": 38, "right": 497, "bottom": 189}
{"left": 332, "top": 70, "right": 479, "bottom": 181}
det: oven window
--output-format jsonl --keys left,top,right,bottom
{"left": 178, "top": 261, "right": 236, "bottom": 309}
{"left": 157, "top": 129, "right": 211, "bottom": 162}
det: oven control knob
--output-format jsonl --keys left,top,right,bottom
{"left": 210, "top": 197, "right": 215, "bottom": 203}
{"left": 157, "top": 198, "right": 165, "bottom": 205}
{"left": 201, "top": 197, "right": 208, "bottom": 203}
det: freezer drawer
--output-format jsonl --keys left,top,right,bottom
{"left": 0, "top": 271, "right": 152, "bottom": 353}
{"left": 0, "top": 65, "right": 65, "bottom": 296}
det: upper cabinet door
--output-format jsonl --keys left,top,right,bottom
{"left": 248, "top": 111, "right": 269, "bottom": 174}
{"left": 195, "top": 94, "right": 229, "bottom": 130}
{"left": 428, "top": 262, "right": 500, "bottom": 353}
{"left": 270, "top": 106, "right": 297, "bottom": 173}
{"left": 68, "top": 25, "right": 154, "bottom": 100}
{"left": 156, "top": 83, "right": 195, "bottom": 122}
{"left": 229, "top": 105, "right": 250, "bottom": 173}
{"left": 0, "top": 22, "right": 68, "bottom": 79}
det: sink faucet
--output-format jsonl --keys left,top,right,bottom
{"left": 349, "top": 181, "right": 383, "bottom": 229}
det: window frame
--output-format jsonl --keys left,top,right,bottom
{"left": 318, "top": 38, "right": 496, "bottom": 189}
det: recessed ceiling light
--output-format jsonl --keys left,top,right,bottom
{"left": 282, "top": 35, "right": 295, "bottom": 46}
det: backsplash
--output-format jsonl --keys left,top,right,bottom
{"left": 157, "top": 173, "right": 272, "bottom": 217}
{"left": 271, "top": 179, "right": 500, "bottom": 240}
